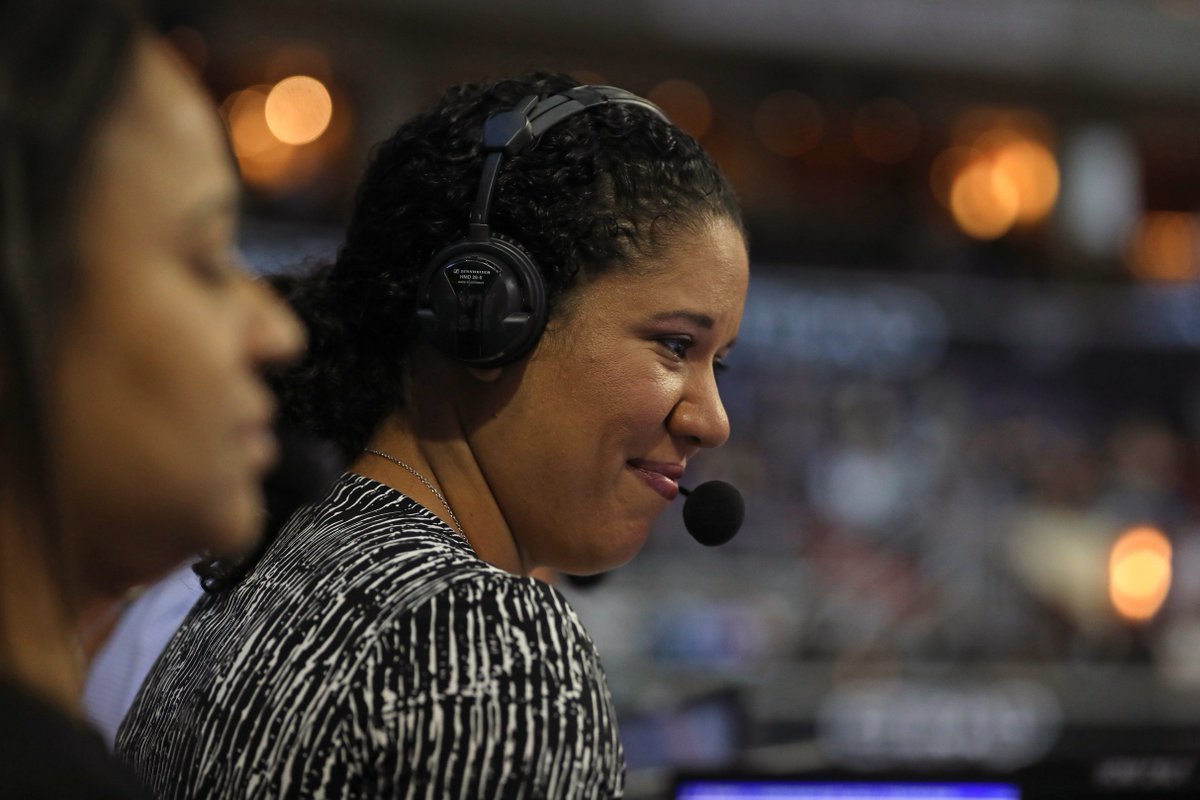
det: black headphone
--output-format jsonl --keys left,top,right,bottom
{"left": 415, "top": 85, "right": 668, "bottom": 368}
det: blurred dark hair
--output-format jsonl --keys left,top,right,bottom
{"left": 273, "top": 71, "right": 744, "bottom": 459}
{"left": 0, "top": 0, "right": 140, "bottom": 705}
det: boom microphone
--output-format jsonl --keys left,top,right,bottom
{"left": 680, "top": 480, "right": 744, "bottom": 546}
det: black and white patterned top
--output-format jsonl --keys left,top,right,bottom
{"left": 116, "top": 473, "right": 625, "bottom": 799}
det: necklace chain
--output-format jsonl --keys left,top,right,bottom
{"left": 362, "top": 448, "right": 466, "bottom": 537}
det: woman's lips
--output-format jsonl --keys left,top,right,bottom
{"left": 628, "top": 459, "right": 684, "bottom": 501}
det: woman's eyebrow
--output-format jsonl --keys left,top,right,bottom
{"left": 650, "top": 310, "right": 739, "bottom": 348}
{"left": 650, "top": 310, "right": 714, "bottom": 329}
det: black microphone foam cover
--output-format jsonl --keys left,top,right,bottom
{"left": 564, "top": 572, "right": 607, "bottom": 589}
{"left": 682, "top": 480, "right": 744, "bottom": 547}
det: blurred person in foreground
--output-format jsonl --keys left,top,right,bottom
{"left": 117, "top": 73, "right": 749, "bottom": 797}
{"left": 0, "top": 0, "right": 303, "bottom": 793}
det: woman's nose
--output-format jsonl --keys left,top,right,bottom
{"left": 666, "top": 367, "right": 731, "bottom": 449}
{"left": 244, "top": 276, "right": 305, "bottom": 367}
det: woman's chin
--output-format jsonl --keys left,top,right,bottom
{"left": 201, "top": 488, "right": 268, "bottom": 557}
{"left": 567, "top": 520, "right": 653, "bottom": 575}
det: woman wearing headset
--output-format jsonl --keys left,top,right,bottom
{"left": 119, "top": 72, "right": 749, "bottom": 798}
{"left": 0, "top": 0, "right": 303, "bottom": 794}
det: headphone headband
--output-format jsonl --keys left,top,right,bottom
{"left": 468, "top": 85, "right": 668, "bottom": 234}
{"left": 528, "top": 85, "right": 667, "bottom": 139}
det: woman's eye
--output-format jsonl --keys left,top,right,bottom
{"left": 190, "top": 250, "right": 237, "bottom": 286}
{"left": 659, "top": 337, "right": 692, "bottom": 360}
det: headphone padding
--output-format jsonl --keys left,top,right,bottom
{"left": 416, "top": 234, "right": 547, "bottom": 368}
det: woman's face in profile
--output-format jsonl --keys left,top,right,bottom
{"left": 467, "top": 217, "right": 749, "bottom": 575}
{"left": 51, "top": 37, "right": 303, "bottom": 595}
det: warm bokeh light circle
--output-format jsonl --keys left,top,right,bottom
{"left": 227, "top": 88, "right": 274, "bottom": 158}
{"left": 993, "top": 139, "right": 1060, "bottom": 224}
{"left": 265, "top": 75, "right": 333, "bottom": 145}
{"left": 935, "top": 106, "right": 1060, "bottom": 240}
{"left": 1128, "top": 212, "right": 1200, "bottom": 281}
{"left": 1109, "top": 525, "right": 1172, "bottom": 622}
{"left": 949, "top": 158, "right": 1020, "bottom": 240}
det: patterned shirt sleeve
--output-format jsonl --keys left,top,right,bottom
{"left": 345, "top": 573, "right": 625, "bottom": 799}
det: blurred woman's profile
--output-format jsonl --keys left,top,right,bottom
{"left": 0, "top": 0, "right": 302, "bottom": 793}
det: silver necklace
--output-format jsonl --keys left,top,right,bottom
{"left": 362, "top": 448, "right": 466, "bottom": 537}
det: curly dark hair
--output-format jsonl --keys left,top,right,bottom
{"left": 273, "top": 71, "right": 743, "bottom": 458}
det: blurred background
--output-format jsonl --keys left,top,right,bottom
{"left": 158, "top": 0, "right": 1200, "bottom": 795}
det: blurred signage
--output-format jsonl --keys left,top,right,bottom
{"left": 745, "top": 269, "right": 1200, "bottom": 369}
{"left": 816, "top": 678, "right": 1062, "bottom": 769}
{"left": 741, "top": 276, "right": 948, "bottom": 376}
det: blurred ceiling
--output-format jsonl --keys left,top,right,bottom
{"left": 211, "top": 0, "right": 1200, "bottom": 105}
{"left": 185, "top": 0, "right": 1200, "bottom": 281}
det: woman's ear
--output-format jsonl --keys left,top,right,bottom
{"left": 467, "top": 366, "right": 503, "bottom": 383}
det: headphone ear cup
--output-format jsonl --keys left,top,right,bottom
{"left": 416, "top": 234, "right": 547, "bottom": 368}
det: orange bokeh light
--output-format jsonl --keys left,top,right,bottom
{"left": 226, "top": 88, "right": 275, "bottom": 158}
{"left": 222, "top": 87, "right": 295, "bottom": 187}
{"left": 265, "top": 75, "right": 333, "bottom": 146}
{"left": 1128, "top": 212, "right": 1200, "bottom": 281}
{"left": 930, "top": 146, "right": 974, "bottom": 209}
{"left": 935, "top": 107, "right": 1059, "bottom": 240}
{"left": 992, "top": 139, "right": 1059, "bottom": 224}
{"left": 949, "top": 158, "right": 1020, "bottom": 240}
{"left": 219, "top": 75, "right": 347, "bottom": 191}
{"left": 1109, "top": 525, "right": 1172, "bottom": 622}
